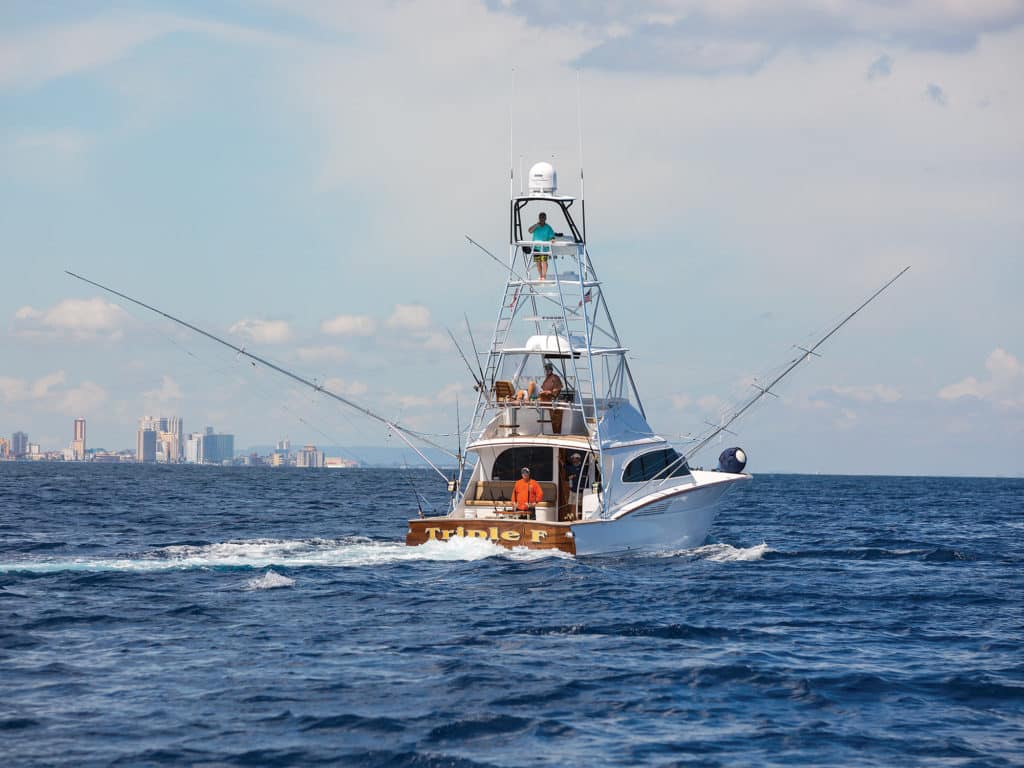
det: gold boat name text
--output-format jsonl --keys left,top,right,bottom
{"left": 421, "top": 526, "right": 549, "bottom": 544}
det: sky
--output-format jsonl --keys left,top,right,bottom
{"left": 1, "top": 0, "right": 1022, "bottom": 476}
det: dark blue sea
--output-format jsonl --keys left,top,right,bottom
{"left": 1, "top": 464, "right": 1021, "bottom": 767}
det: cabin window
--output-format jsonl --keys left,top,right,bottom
{"left": 622, "top": 448, "right": 690, "bottom": 483}
{"left": 492, "top": 446, "right": 553, "bottom": 481}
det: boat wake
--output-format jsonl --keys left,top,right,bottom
{"left": 0, "top": 536, "right": 571, "bottom": 574}
{"left": 244, "top": 570, "right": 296, "bottom": 590}
{"left": 660, "top": 542, "right": 773, "bottom": 562}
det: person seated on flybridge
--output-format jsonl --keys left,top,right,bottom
{"left": 512, "top": 467, "right": 543, "bottom": 513}
{"left": 514, "top": 362, "right": 562, "bottom": 404}
{"left": 514, "top": 379, "right": 538, "bottom": 403}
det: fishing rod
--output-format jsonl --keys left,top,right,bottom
{"left": 464, "top": 313, "right": 487, "bottom": 387}
{"left": 450, "top": 396, "right": 465, "bottom": 512}
{"left": 65, "top": 270, "right": 456, "bottom": 479}
{"left": 683, "top": 265, "right": 911, "bottom": 461}
{"left": 446, "top": 327, "right": 484, "bottom": 392}
{"left": 465, "top": 235, "right": 526, "bottom": 282}
{"left": 607, "top": 266, "right": 911, "bottom": 515}
{"left": 400, "top": 460, "right": 433, "bottom": 518}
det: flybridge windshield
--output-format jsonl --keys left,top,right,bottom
{"left": 511, "top": 198, "right": 584, "bottom": 246}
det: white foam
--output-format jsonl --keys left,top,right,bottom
{"left": 244, "top": 570, "right": 295, "bottom": 590}
{"left": 660, "top": 542, "right": 772, "bottom": 562}
{"left": 0, "top": 535, "right": 572, "bottom": 574}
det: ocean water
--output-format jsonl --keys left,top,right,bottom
{"left": 1, "top": 464, "right": 1021, "bottom": 767}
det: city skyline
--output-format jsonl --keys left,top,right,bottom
{"left": 0, "top": 414, "right": 366, "bottom": 468}
{"left": 1, "top": 4, "right": 1021, "bottom": 476}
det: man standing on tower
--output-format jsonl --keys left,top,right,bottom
{"left": 528, "top": 212, "right": 555, "bottom": 280}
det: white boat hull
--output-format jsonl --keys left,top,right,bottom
{"left": 570, "top": 472, "right": 748, "bottom": 555}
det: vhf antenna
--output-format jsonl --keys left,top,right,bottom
{"left": 577, "top": 69, "right": 587, "bottom": 242}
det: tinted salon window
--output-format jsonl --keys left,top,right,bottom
{"left": 622, "top": 449, "right": 690, "bottom": 483}
{"left": 492, "top": 446, "right": 553, "bottom": 481}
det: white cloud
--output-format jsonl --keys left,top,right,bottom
{"left": 386, "top": 304, "right": 432, "bottom": 330}
{"left": 0, "top": 12, "right": 296, "bottom": 90}
{"left": 57, "top": 381, "right": 106, "bottom": 415}
{"left": 143, "top": 375, "right": 183, "bottom": 404}
{"left": 823, "top": 384, "right": 903, "bottom": 404}
{"left": 0, "top": 377, "right": 29, "bottom": 402}
{"left": 0, "top": 371, "right": 73, "bottom": 402}
{"left": 43, "top": 298, "right": 126, "bottom": 333}
{"left": 295, "top": 345, "right": 349, "bottom": 363}
{"left": 322, "top": 377, "right": 369, "bottom": 397}
{"left": 422, "top": 331, "right": 451, "bottom": 351}
{"left": 31, "top": 371, "right": 67, "bottom": 399}
{"left": 321, "top": 314, "right": 377, "bottom": 336}
{"left": 671, "top": 393, "right": 692, "bottom": 410}
{"left": 0, "top": 14, "right": 177, "bottom": 89}
{"left": 493, "top": 0, "right": 1024, "bottom": 75}
{"left": 229, "top": 318, "right": 292, "bottom": 344}
{"left": 939, "top": 348, "right": 1023, "bottom": 407}
{"left": 0, "top": 370, "right": 104, "bottom": 418}
{"left": 396, "top": 382, "right": 464, "bottom": 410}
{"left": 14, "top": 298, "right": 128, "bottom": 339}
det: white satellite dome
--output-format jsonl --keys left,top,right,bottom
{"left": 528, "top": 161, "right": 557, "bottom": 195}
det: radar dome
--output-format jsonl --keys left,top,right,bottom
{"left": 528, "top": 161, "right": 557, "bottom": 195}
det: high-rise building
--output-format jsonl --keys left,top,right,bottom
{"left": 71, "top": 418, "right": 86, "bottom": 461}
{"left": 136, "top": 428, "right": 157, "bottom": 463}
{"left": 200, "top": 431, "right": 234, "bottom": 464}
{"left": 185, "top": 432, "right": 203, "bottom": 464}
{"left": 12, "top": 431, "right": 28, "bottom": 458}
{"left": 165, "top": 417, "right": 183, "bottom": 462}
{"left": 296, "top": 444, "right": 325, "bottom": 468}
{"left": 272, "top": 437, "right": 292, "bottom": 466}
{"left": 0, "top": 438, "right": 10, "bottom": 459}
{"left": 138, "top": 415, "right": 184, "bottom": 463}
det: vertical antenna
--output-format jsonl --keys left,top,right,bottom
{"left": 577, "top": 69, "right": 587, "bottom": 242}
{"left": 509, "top": 68, "right": 515, "bottom": 199}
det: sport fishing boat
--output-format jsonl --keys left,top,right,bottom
{"left": 67, "top": 161, "right": 905, "bottom": 558}
{"left": 406, "top": 162, "right": 751, "bottom": 555}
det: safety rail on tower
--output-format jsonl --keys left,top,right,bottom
{"left": 468, "top": 162, "right": 645, "bottom": 467}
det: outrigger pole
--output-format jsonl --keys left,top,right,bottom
{"left": 65, "top": 270, "right": 456, "bottom": 478}
{"left": 683, "top": 265, "right": 911, "bottom": 462}
{"left": 465, "top": 235, "right": 525, "bottom": 281}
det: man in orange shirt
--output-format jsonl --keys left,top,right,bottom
{"left": 512, "top": 467, "right": 543, "bottom": 514}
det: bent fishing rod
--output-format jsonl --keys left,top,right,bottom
{"left": 65, "top": 270, "right": 456, "bottom": 478}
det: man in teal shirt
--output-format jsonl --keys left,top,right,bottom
{"left": 528, "top": 212, "right": 555, "bottom": 280}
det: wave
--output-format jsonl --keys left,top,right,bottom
{"left": 659, "top": 542, "right": 772, "bottom": 562}
{"left": 0, "top": 535, "right": 570, "bottom": 574}
{"left": 244, "top": 570, "right": 295, "bottom": 590}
